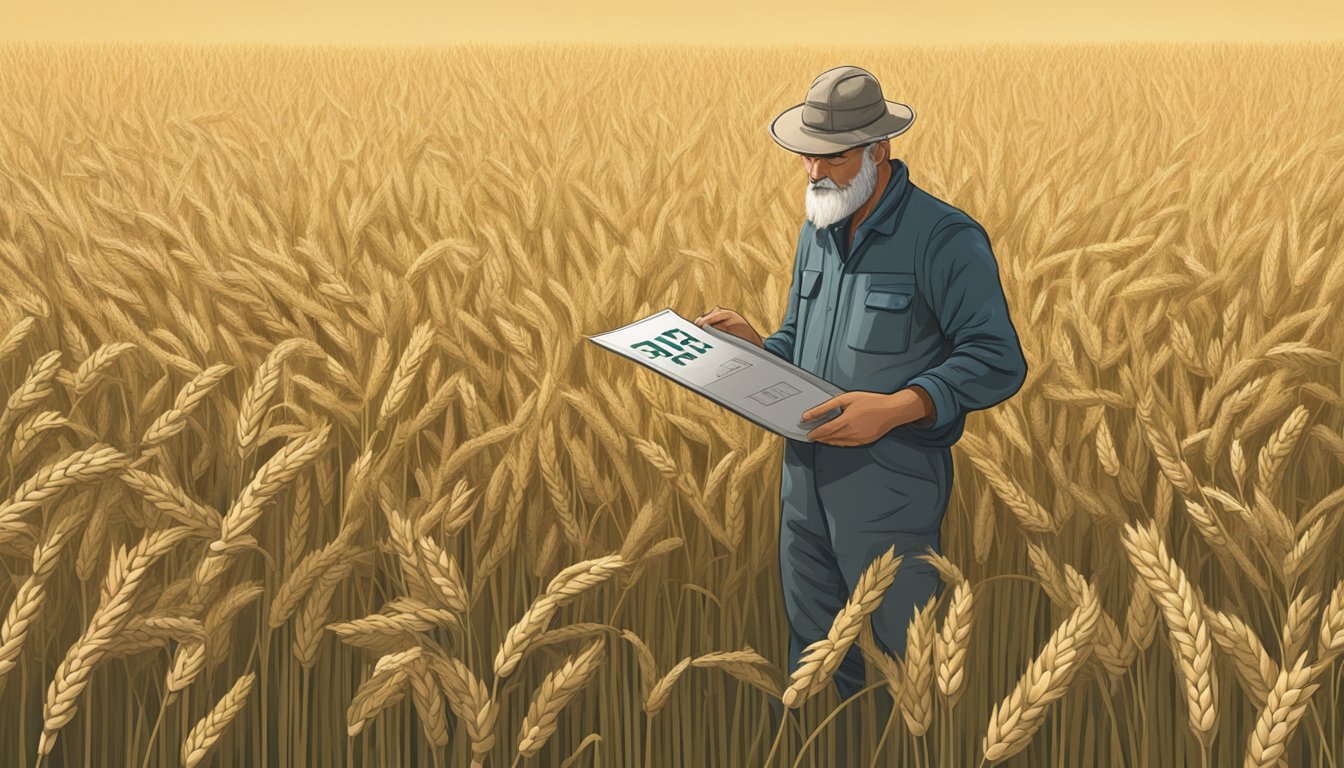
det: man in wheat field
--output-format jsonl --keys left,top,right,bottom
{"left": 695, "top": 65, "right": 1028, "bottom": 745}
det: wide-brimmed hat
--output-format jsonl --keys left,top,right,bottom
{"left": 769, "top": 66, "right": 915, "bottom": 155}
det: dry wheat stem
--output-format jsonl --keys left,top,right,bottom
{"left": 982, "top": 583, "right": 1101, "bottom": 763}
{"left": 783, "top": 548, "right": 901, "bottom": 709}
{"left": 494, "top": 554, "right": 629, "bottom": 678}
{"left": 1121, "top": 521, "right": 1219, "bottom": 747}
{"left": 516, "top": 638, "right": 606, "bottom": 757}
{"left": 181, "top": 671, "right": 257, "bottom": 768}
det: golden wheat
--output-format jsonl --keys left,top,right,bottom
{"left": 0, "top": 41, "right": 1338, "bottom": 767}
{"left": 516, "top": 637, "right": 606, "bottom": 757}
{"left": 1121, "top": 521, "right": 1219, "bottom": 748}
{"left": 982, "top": 582, "right": 1101, "bottom": 763}
{"left": 181, "top": 671, "right": 257, "bottom": 768}
{"left": 782, "top": 547, "right": 901, "bottom": 708}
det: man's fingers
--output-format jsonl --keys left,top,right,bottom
{"left": 807, "top": 416, "right": 848, "bottom": 442}
{"left": 694, "top": 307, "right": 727, "bottom": 327}
{"left": 801, "top": 392, "right": 850, "bottom": 422}
{"left": 800, "top": 397, "right": 837, "bottom": 423}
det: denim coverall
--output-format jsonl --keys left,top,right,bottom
{"left": 762, "top": 158, "right": 1028, "bottom": 702}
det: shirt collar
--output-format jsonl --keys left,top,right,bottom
{"left": 830, "top": 158, "right": 910, "bottom": 246}
{"left": 868, "top": 158, "right": 910, "bottom": 236}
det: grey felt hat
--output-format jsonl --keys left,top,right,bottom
{"left": 769, "top": 65, "right": 915, "bottom": 155}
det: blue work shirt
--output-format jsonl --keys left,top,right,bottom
{"left": 762, "top": 158, "right": 1028, "bottom": 448}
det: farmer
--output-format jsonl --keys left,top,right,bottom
{"left": 695, "top": 65, "right": 1028, "bottom": 746}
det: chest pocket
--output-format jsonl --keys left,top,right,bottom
{"left": 798, "top": 269, "right": 822, "bottom": 299}
{"left": 846, "top": 278, "right": 916, "bottom": 354}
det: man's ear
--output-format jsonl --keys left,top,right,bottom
{"left": 876, "top": 140, "right": 891, "bottom": 163}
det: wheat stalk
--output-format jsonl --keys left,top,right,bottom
{"left": 414, "top": 535, "right": 468, "bottom": 613}
{"left": 294, "top": 556, "right": 355, "bottom": 668}
{"left": 900, "top": 594, "right": 938, "bottom": 735}
{"left": 516, "top": 637, "right": 606, "bottom": 757}
{"left": 426, "top": 648, "right": 497, "bottom": 756}
{"left": 1318, "top": 580, "right": 1344, "bottom": 664}
{"left": 1205, "top": 607, "right": 1277, "bottom": 706}
{"left": 0, "top": 316, "right": 36, "bottom": 364}
{"left": 982, "top": 581, "right": 1101, "bottom": 763}
{"left": 347, "top": 647, "right": 422, "bottom": 737}
{"left": 39, "top": 527, "right": 192, "bottom": 756}
{"left": 0, "top": 513, "right": 84, "bottom": 690}
{"left": 377, "top": 320, "right": 436, "bottom": 428}
{"left": 494, "top": 554, "right": 629, "bottom": 678}
{"left": 1280, "top": 589, "right": 1321, "bottom": 666}
{"left": 140, "top": 362, "right": 233, "bottom": 449}
{"left": 192, "top": 423, "right": 331, "bottom": 600}
{"left": 644, "top": 656, "right": 692, "bottom": 716}
{"left": 236, "top": 337, "right": 312, "bottom": 455}
{"left": 69, "top": 341, "right": 137, "bottom": 399}
{"left": 181, "top": 671, "right": 257, "bottom": 768}
{"left": 691, "top": 649, "right": 783, "bottom": 698}
{"left": 1244, "top": 653, "right": 1321, "bottom": 768}
{"left": 327, "top": 600, "right": 459, "bottom": 647}
{"left": 0, "top": 349, "right": 61, "bottom": 437}
{"left": 936, "top": 579, "right": 975, "bottom": 707}
{"left": 782, "top": 547, "right": 901, "bottom": 708}
{"left": 407, "top": 657, "right": 450, "bottom": 748}
{"left": 0, "top": 444, "right": 129, "bottom": 545}
{"left": 119, "top": 467, "right": 222, "bottom": 533}
{"left": 1121, "top": 521, "right": 1219, "bottom": 748}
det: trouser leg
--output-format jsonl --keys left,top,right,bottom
{"left": 777, "top": 440, "right": 847, "bottom": 684}
{"left": 815, "top": 439, "right": 955, "bottom": 701}
{"left": 776, "top": 437, "right": 954, "bottom": 763}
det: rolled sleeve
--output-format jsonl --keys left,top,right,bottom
{"left": 909, "top": 221, "right": 1028, "bottom": 430}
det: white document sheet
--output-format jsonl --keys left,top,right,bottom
{"left": 586, "top": 308, "right": 844, "bottom": 442}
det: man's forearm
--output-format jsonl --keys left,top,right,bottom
{"left": 883, "top": 386, "right": 936, "bottom": 430}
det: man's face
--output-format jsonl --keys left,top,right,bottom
{"left": 803, "top": 142, "right": 881, "bottom": 229}
{"left": 800, "top": 144, "right": 868, "bottom": 186}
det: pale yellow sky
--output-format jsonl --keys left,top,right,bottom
{"left": 3, "top": 0, "right": 1342, "bottom": 44}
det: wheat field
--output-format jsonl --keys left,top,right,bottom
{"left": 0, "top": 40, "right": 1342, "bottom": 767}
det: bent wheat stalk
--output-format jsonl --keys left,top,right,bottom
{"left": 1121, "top": 520, "right": 1219, "bottom": 749}
{"left": 39, "top": 527, "right": 192, "bottom": 757}
{"left": 494, "top": 554, "right": 629, "bottom": 678}
{"left": 181, "top": 671, "right": 257, "bottom": 768}
{"left": 782, "top": 547, "right": 901, "bottom": 709}
{"left": 982, "top": 582, "right": 1101, "bottom": 763}
{"left": 516, "top": 638, "right": 607, "bottom": 758}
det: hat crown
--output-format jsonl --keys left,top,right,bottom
{"left": 801, "top": 66, "right": 887, "bottom": 133}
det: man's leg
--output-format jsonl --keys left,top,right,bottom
{"left": 777, "top": 439, "right": 849, "bottom": 684}
{"left": 816, "top": 439, "right": 954, "bottom": 704}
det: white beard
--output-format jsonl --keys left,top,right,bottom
{"left": 805, "top": 144, "right": 878, "bottom": 230}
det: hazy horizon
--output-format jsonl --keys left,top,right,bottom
{"left": 5, "top": 0, "right": 1342, "bottom": 45}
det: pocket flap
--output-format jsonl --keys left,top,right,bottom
{"left": 865, "top": 287, "right": 913, "bottom": 311}
{"left": 799, "top": 269, "right": 822, "bottom": 298}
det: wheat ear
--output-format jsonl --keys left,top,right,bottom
{"left": 1121, "top": 521, "right": 1219, "bottom": 748}
{"left": 1244, "top": 652, "right": 1321, "bottom": 768}
{"left": 516, "top": 637, "right": 606, "bottom": 757}
{"left": 181, "top": 671, "right": 257, "bottom": 768}
{"left": 936, "top": 579, "right": 975, "bottom": 707}
{"left": 783, "top": 548, "right": 902, "bottom": 708}
{"left": 982, "top": 582, "right": 1101, "bottom": 763}
{"left": 494, "top": 554, "right": 629, "bottom": 678}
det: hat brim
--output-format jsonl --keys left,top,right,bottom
{"left": 768, "top": 101, "right": 915, "bottom": 155}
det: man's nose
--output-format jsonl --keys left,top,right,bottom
{"left": 808, "top": 163, "right": 827, "bottom": 184}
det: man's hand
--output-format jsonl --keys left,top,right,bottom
{"left": 802, "top": 387, "right": 936, "bottom": 446}
{"left": 693, "top": 306, "right": 764, "bottom": 348}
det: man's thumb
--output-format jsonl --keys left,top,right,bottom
{"left": 802, "top": 393, "right": 845, "bottom": 422}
